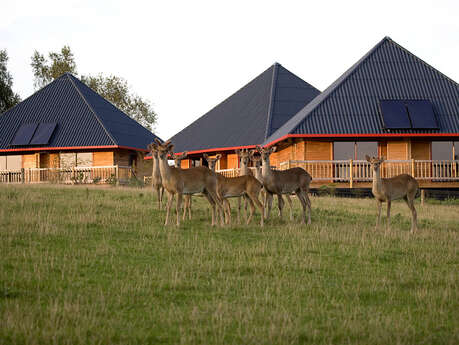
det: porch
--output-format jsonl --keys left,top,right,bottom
{"left": 216, "top": 159, "right": 459, "bottom": 188}
{"left": 0, "top": 165, "right": 133, "bottom": 185}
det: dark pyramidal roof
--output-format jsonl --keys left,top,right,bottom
{"left": 169, "top": 63, "right": 320, "bottom": 153}
{"left": 265, "top": 37, "right": 459, "bottom": 145}
{"left": 0, "top": 73, "right": 161, "bottom": 151}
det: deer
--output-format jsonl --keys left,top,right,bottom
{"left": 170, "top": 151, "right": 192, "bottom": 220}
{"left": 155, "top": 139, "right": 224, "bottom": 226}
{"left": 249, "top": 150, "right": 294, "bottom": 221}
{"left": 203, "top": 153, "right": 264, "bottom": 226}
{"left": 366, "top": 156, "right": 419, "bottom": 233}
{"left": 256, "top": 145, "right": 312, "bottom": 224}
{"left": 235, "top": 148, "right": 253, "bottom": 223}
{"left": 147, "top": 142, "right": 164, "bottom": 210}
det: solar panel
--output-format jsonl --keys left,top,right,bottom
{"left": 379, "top": 100, "right": 411, "bottom": 129}
{"left": 30, "top": 123, "right": 57, "bottom": 145}
{"left": 406, "top": 100, "right": 438, "bottom": 129}
{"left": 10, "top": 123, "right": 39, "bottom": 146}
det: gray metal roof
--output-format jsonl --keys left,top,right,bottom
{"left": 0, "top": 73, "right": 161, "bottom": 152}
{"left": 169, "top": 63, "right": 320, "bottom": 153}
{"left": 264, "top": 37, "right": 459, "bottom": 145}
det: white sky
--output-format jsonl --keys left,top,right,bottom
{"left": 2, "top": 0, "right": 458, "bottom": 140}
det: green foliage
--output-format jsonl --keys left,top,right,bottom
{"left": 31, "top": 45, "right": 77, "bottom": 89}
{"left": 81, "top": 74, "right": 157, "bottom": 130}
{"left": 1, "top": 185, "right": 458, "bottom": 345}
{"left": 30, "top": 46, "right": 157, "bottom": 130}
{"left": 0, "top": 49, "right": 21, "bottom": 113}
{"left": 106, "top": 174, "right": 118, "bottom": 186}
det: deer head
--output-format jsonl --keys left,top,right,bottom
{"left": 203, "top": 153, "right": 221, "bottom": 171}
{"left": 249, "top": 150, "right": 262, "bottom": 167}
{"left": 170, "top": 151, "right": 189, "bottom": 168}
{"left": 366, "top": 155, "right": 385, "bottom": 173}
{"left": 155, "top": 140, "right": 173, "bottom": 161}
{"left": 236, "top": 149, "right": 251, "bottom": 168}
{"left": 255, "top": 145, "right": 277, "bottom": 165}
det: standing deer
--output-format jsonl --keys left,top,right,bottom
{"left": 256, "top": 146, "right": 312, "bottom": 224}
{"left": 249, "top": 150, "right": 294, "bottom": 220}
{"left": 170, "top": 151, "right": 192, "bottom": 220}
{"left": 147, "top": 143, "right": 164, "bottom": 210}
{"left": 155, "top": 139, "right": 224, "bottom": 226}
{"left": 366, "top": 156, "right": 419, "bottom": 233}
{"left": 203, "top": 153, "right": 264, "bottom": 226}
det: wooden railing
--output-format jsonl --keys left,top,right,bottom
{"left": 0, "top": 166, "right": 133, "bottom": 184}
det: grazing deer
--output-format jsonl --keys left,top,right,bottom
{"left": 249, "top": 150, "right": 294, "bottom": 220}
{"left": 170, "top": 151, "right": 192, "bottom": 220}
{"left": 155, "top": 139, "right": 224, "bottom": 226}
{"left": 203, "top": 153, "right": 264, "bottom": 226}
{"left": 366, "top": 156, "right": 419, "bottom": 233}
{"left": 256, "top": 146, "right": 312, "bottom": 224}
{"left": 148, "top": 143, "right": 164, "bottom": 210}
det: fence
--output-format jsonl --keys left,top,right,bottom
{"left": 0, "top": 165, "right": 132, "bottom": 184}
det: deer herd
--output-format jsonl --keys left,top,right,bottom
{"left": 148, "top": 139, "right": 419, "bottom": 233}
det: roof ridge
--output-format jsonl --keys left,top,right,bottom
{"left": 264, "top": 62, "right": 279, "bottom": 140}
{"left": 263, "top": 37, "right": 392, "bottom": 144}
{"left": 66, "top": 74, "right": 118, "bottom": 146}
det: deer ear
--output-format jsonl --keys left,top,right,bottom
{"left": 183, "top": 151, "right": 188, "bottom": 158}
{"left": 380, "top": 156, "right": 386, "bottom": 162}
{"left": 365, "top": 155, "right": 371, "bottom": 162}
{"left": 255, "top": 145, "right": 262, "bottom": 153}
{"left": 154, "top": 138, "right": 162, "bottom": 145}
{"left": 270, "top": 146, "right": 277, "bottom": 153}
{"left": 203, "top": 153, "right": 209, "bottom": 160}
{"left": 216, "top": 154, "right": 222, "bottom": 160}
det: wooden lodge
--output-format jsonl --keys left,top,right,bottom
{"left": 0, "top": 73, "right": 161, "bottom": 184}
{"left": 163, "top": 37, "right": 459, "bottom": 189}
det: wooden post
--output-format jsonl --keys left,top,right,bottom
{"left": 411, "top": 159, "right": 415, "bottom": 177}
{"left": 421, "top": 189, "right": 425, "bottom": 206}
{"left": 287, "top": 160, "right": 291, "bottom": 169}
{"left": 21, "top": 168, "right": 25, "bottom": 183}
{"left": 349, "top": 159, "right": 353, "bottom": 188}
{"left": 72, "top": 166, "right": 75, "bottom": 184}
{"left": 115, "top": 165, "right": 119, "bottom": 185}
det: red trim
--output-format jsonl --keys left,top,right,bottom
{"left": 266, "top": 133, "right": 459, "bottom": 147}
{"left": 0, "top": 145, "right": 148, "bottom": 153}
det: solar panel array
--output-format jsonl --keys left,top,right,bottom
{"left": 10, "top": 123, "right": 57, "bottom": 146}
{"left": 379, "top": 100, "right": 438, "bottom": 130}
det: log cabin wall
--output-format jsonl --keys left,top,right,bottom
{"left": 387, "top": 141, "right": 408, "bottom": 160}
{"left": 93, "top": 152, "right": 114, "bottom": 166}
{"left": 22, "top": 154, "right": 38, "bottom": 168}
{"left": 410, "top": 141, "right": 431, "bottom": 160}
{"left": 305, "top": 141, "right": 332, "bottom": 160}
{"left": 227, "top": 154, "right": 238, "bottom": 169}
{"left": 180, "top": 159, "right": 191, "bottom": 169}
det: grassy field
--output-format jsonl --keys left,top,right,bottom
{"left": 0, "top": 184, "right": 458, "bottom": 345}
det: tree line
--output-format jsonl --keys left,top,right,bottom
{"left": 1, "top": 47, "right": 157, "bottom": 130}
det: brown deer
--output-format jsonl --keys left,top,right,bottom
{"left": 170, "top": 151, "right": 192, "bottom": 220}
{"left": 366, "top": 156, "right": 419, "bottom": 233}
{"left": 147, "top": 143, "right": 164, "bottom": 210}
{"left": 256, "top": 146, "right": 312, "bottom": 224}
{"left": 203, "top": 153, "right": 264, "bottom": 226}
{"left": 155, "top": 139, "right": 224, "bottom": 226}
{"left": 249, "top": 150, "right": 294, "bottom": 221}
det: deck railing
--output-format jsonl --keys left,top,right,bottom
{"left": 0, "top": 165, "right": 132, "bottom": 184}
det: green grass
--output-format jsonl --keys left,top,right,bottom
{"left": 1, "top": 184, "right": 458, "bottom": 345}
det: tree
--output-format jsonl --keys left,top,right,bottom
{"left": 0, "top": 49, "right": 21, "bottom": 113}
{"left": 31, "top": 46, "right": 157, "bottom": 130}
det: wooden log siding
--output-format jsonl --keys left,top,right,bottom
{"left": 93, "top": 152, "right": 114, "bottom": 166}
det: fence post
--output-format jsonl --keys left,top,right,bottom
{"left": 21, "top": 168, "right": 25, "bottom": 183}
{"left": 115, "top": 165, "right": 119, "bottom": 185}
{"left": 349, "top": 159, "right": 353, "bottom": 188}
{"left": 411, "top": 159, "right": 415, "bottom": 177}
{"left": 421, "top": 189, "right": 425, "bottom": 206}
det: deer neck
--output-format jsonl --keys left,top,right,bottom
{"left": 261, "top": 158, "right": 274, "bottom": 179}
{"left": 158, "top": 155, "right": 173, "bottom": 181}
{"left": 372, "top": 167, "right": 383, "bottom": 194}
{"left": 240, "top": 162, "right": 249, "bottom": 176}
{"left": 152, "top": 156, "right": 160, "bottom": 177}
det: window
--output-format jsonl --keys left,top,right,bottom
{"left": 334, "top": 142, "right": 378, "bottom": 160}
{"left": 379, "top": 100, "right": 438, "bottom": 130}
{"left": 432, "top": 142, "right": 454, "bottom": 160}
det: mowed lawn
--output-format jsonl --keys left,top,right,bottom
{"left": 0, "top": 185, "right": 458, "bottom": 345}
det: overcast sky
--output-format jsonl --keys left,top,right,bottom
{"left": 2, "top": 0, "right": 458, "bottom": 140}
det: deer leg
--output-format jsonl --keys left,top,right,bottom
{"left": 304, "top": 191, "right": 312, "bottom": 225}
{"left": 246, "top": 197, "right": 255, "bottom": 225}
{"left": 176, "top": 193, "right": 183, "bottom": 226}
{"left": 375, "top": 200, "right": 382, "bottom": 230}
{"left": 277, "top": 194, "right": 284, "bottom": 220}
{"left": 156, "top": 186, "right": 162, "bottom": 210}
{"left": 160, "top": 187, "right": 164, "bottom": 210}
{"left": 386, "top": 200, "right": 391, "bottom": 232}
{"left": 165, "top": 191, "right": 174, "bottom": 226}
{"left": 296, "top": 191, "right": 307, "bottom": 224}
{"left": 249, "top": 192, "right": 264, "bottom": 227}
{"left": 203, "top": 192, "right": 217, "bottom": 226}
{"left": 188, "top": 196, "right": 192, "bottom": 220}
{"left": 405, "top": 196, "right": 418, "bottom": 233}
{"left": 266, "top": 192, "right": 273, "bottom": 220}
{"left": 224, "top": 198, "right": 231, "bottom": 225}
{"left": 285, "top": 194, "right": 294, "bottom": 221}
